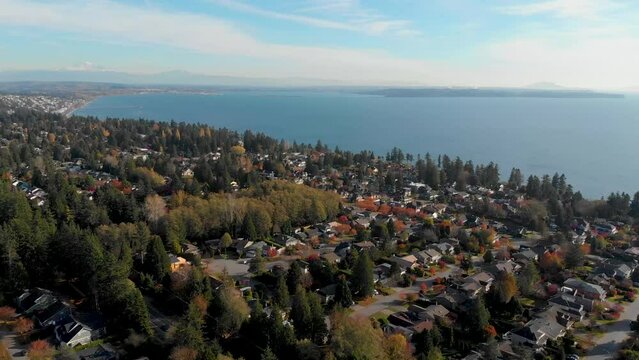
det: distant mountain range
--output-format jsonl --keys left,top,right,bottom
{"left": 360, "top": 87, "right": 624, "bottom": 99}
{"left": 0, "top": 69, "right": 349, "bottom": 87}
{"left": 0, "top": 70, "right": 629, "bottom": 98}
{"left": 525, "top": 82, "right": 572, "bottom": 90}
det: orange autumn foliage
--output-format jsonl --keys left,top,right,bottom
{"left": 356, "top": 199, "right": 379, "bottom": 212}
{"left": 378, "top": 204, "right": 392, "bottom": 215}
{"left": 14, "top": 317, "right": 33, "bottom": 335}
{"left": 27, "top": 340, "right": 53, "bottom": 360}
{"left": 484, "top": 325, "right": 497, "bottom": 337}
{"left": 334, "top": 224, "right": 352, "bottom": 234}
{"left": 540, "top": 252, "right": 564, "bottom": 272}
{"left": 0, "top": 306, "right": 16, "bottom": 321}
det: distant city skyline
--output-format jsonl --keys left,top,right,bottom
{"left": 1, "top": 0, "right": 638, "bottom": 89}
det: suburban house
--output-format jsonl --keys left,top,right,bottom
{"left": 563, "top": 278, "right": 607, "bottom": 301}
{"left": 353, "top": 241, "right": 376, "bottom": 252}
{"left": 169, "top": 254, "right": 190, "bottom": 272}
{"left": 389, "top": 255, "right": 419, "bottom": 270}
{"left": 35, "top": 301, "right": 72, "bottom": 328}
{"left": 76, "top": 343, "right": 119, "bottom": 360}
{"left": 485, "top": 260, "right": 521, "bottom": 276}
{"left": 425, "top": 304, "right": 451, "bottom": 322}
{"left": 317, "top": 284, "right": 337, "bottom": 305}
{"left": 434, "top": 290, "right": 468, "bottom": 313}
{"left": 55, "top": 318, "right": 105, "bottom": 347}
{"left": 428, "top": 243, "right": 455, "bottom": 255}
{"left": 414, "top": 249, "right": 443, "bottom": 264}
{"left": 16, "top": 288, "right": 57, "bottom": 315}
{"left": 594, "top": 261, "right": 633, "bottom": 280}
{"left": 233, "top": 239, "right": 254, "bottom": 256}
{"left": 511, "top": 310, "right": 569, "bottom": 348}
{"left": 549, "top": 291, "right": 595, "bottom": 313}
{"left": 274, "top": 235, "right": 302, "bottom": 248}
{"left": 465, "top": 272, "right": 495, "bottom": 293}
{"left": 320, "top": 252, "right": 341, "bottom": 264}
{"left": 513, "top": 248, "right": 539, "bottom": 262}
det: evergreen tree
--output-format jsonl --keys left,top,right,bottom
{"left": 308, "top": 292, "right": 328, "bottom": 344}
{"left": 351, "top": 251, "right": 374, "bottom": 299}
{"left": 483, "top": 250, "right": 494, "bottom": 264}
{"left": 517, "top": 263, "right": 540, "bottom": 296}
{"left": 508, "top": 168, "right": 523, "bottom": 189}
{"left": 290, "top": 286, "right": 312, "bottom": 339}
{"left": 387, "top": 220, "right": 396, "bottom": 238}
{"left": 564, "top": 242, "right": 585, "bottom": 269}
{"left": 261, "top": 347, "right": 278, "bottom": 360}
{"left": 630, "top": 192, "right": 639, "bottom": 218}
{"left": 287, "top": 261, "right": 305, "bottom": 293}
{"left": 249, "top": 250, "right": 266, "bottom": 275}
{"left": 175, "top": 300, "right": 206, "bottom": 351}
{"left": 461, "top": 296, "right": 491, "bottom": 342}
{"left": 274, "top": 275, "right": 290, "bottom": 308}
{"left": 243, "top": 215, "right": 258, "bottom": 241}
{"left": 334, "top": 276, "right": 354, "bottom": 308}
{"left": 144, "top": 235, "right": 170, "bottom": 282}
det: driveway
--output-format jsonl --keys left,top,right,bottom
{"left": 350, "top": 265, "right": 458, "bottom": 319}
{"left": 144, "top": 297, "right": 178, "bottom": 338}
{"left": 584, "top": 296, "right": 639, "bottom": 360}
{"left": 0, "top": 330, "right": 27, "bottom": 360}
{"left": 204, "top": 258, "right": 250, "bottom": 278}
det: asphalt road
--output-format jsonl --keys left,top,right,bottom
{"left": 584, "top": 296, "right": 639, "bottom": 360}
{"left": 0, "top": 330, "right": 27, "bottom": 360}
{"left": 350, "top": 265, "right": 458, "bottom": 318}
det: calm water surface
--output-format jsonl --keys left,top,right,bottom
{"left": 74, "top": 91, "right": 639, "bottom": 198}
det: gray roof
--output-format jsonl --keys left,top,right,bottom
{"left": 564, "top": 278, "right": 606, "bottom": 296}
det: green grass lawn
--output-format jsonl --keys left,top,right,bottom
{"left": 520, "top": 297, "right": 535, "bottom": 307}
{"left": 370, "top": 309, "right": 393, "bottom": 322}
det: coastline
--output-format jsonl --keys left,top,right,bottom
{"left": 64, "top": 96, "right": 95, "bottom": 117}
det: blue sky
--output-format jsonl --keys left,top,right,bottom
{"left": 0, "top": 0, "right": 638, "bottom": 88}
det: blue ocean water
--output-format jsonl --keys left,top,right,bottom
{"left": 74, "top": 90, "right": 639, "bottom": 198}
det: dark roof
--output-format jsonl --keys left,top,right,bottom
{"left": 17, "top": 288, "right": 55, "bottom": 314}
{"left": 35, "top": 301, "right": 70, "bottom": 324}
{"left": 548, "top": 294, "right": 582, "bottom": 310}
{"left": 56, "top": 320, "right": 87, "bottom": 343}
{"left": 318, "top": 284, "right": 337, "bottom": 296}
{"left": 512, "top": 326, "right": 541, "bottom": 342}
{"left": 77, "top": 344, "right": 118, "bottom": 360}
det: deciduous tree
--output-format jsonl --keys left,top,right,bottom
{"left": 208, "top": 286, "right": 249, "bottom": 339}
{"left": 492, "top": 271, "right": 518, "bottom": 304}
{"left": 329, "top": 314, "right": 386, "bottom": 360}
{"left": 27, "top": 340, "right": 53, "bottom": 360}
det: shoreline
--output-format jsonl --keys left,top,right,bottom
{"left": 43, "top": 92, "right": 639, "bottom": 199}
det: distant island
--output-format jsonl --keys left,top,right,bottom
{"left": 360, "top": 87, "right": 625, "bottom": 98}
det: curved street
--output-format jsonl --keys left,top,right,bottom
{"left": 584, "top": 296, "right": 639, "bottom": 360}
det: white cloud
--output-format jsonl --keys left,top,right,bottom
{"left": 497, "top": 0, "right": 623, "bottom": 19}
{"left": 209, "top": 0, "right": 420, "bottom": 36}
{"left": 1, "top": 0, "right": 638, "bottom": 88}
{"left": 484, "top": 35, "right": 639, "bottom": 88}
{"left": 0, "top": 0, "right": 441, "bottom": 83}
{"left": 63, "top": 61, "right": 110, "bottom": 72}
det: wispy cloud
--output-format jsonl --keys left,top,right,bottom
{"left": 0, "top": 0, "right": 441, "bottom": 83}
{"left": 485, "top": 35, "right": 639, "bottom": 88}
{"left": 497, "top": 0, "right": 623, "bottom": 19}
{"left": 210, "top": 0, "right": 420, "bottom": 36}
{"left": 63, "top": 61, "right": 110, "bottom": 72}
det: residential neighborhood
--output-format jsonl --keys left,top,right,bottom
{"left": 1, "top": 107, "right": 639, "bottom": 360}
